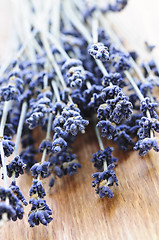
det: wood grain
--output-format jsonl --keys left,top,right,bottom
{"left": 0, "top": 1, "right": 159, "bottom": 240}
{"left": 1, "top": 126, "right": 159, "bottom": 240}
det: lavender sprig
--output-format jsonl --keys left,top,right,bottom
{"left": 91, "top": 126, "right": 118, "bottom": 198}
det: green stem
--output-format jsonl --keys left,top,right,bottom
{"left": 0, "top": 141, "right": 8, "bottom": 189}
{"left": 41, "top": 33, "right": 66, "bottom": 89}
{"left": 0, "top": 102, "right": 11, "bottom": 136}
{"left": 14, "top": 101, "right": 28, "bottom": 157}
{"left": 0, "top": 101, "right": 12, "bottom": 189}
{"left": 47, "top": 33, "right": 70, "bottom": 60}
{"left": 95, "top": 126, "right": 104, "bottom": 151}
{"left": 95, "top": 126, "right": 107, "bottom": 171}
{"left": 52, "top": 80, "right": 61, "bottom": 102}
{"left": 52, "top": 0, "right": 61, "bottom": 40}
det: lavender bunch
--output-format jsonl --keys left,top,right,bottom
{"left": 0, "top": 0, "right": 159, "bottom": 229}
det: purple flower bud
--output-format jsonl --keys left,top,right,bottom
{"left": 28, "top": 198, "right": 53, "bottom": 227}
{"left": 88, "top": 43, "right": 109, "bottom": 62}
{"left": 7, "top": 156, "right": 25, "bottom": 178}
{"left": 29, "top": 180, "right": 46, "bottom": 198}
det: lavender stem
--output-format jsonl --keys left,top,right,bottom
{"left": 95, "top": 126, "right": 107, "bottom": 171}
{"left": 14, "top": 101, "right": 28, "bottom": 157}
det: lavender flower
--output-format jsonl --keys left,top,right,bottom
{"left": 26, "top": 90, "right": 53, "bottom": 129}
{"left": 30, "top": 162, "right": 50, "bottom": 179}
{"left": 7, "top": 156, "right": 26, "bottom": 178}
{"left": 3, "top": 139, "right": 15, "bottom": 157}
{"left": 0, "top": 77, "right": 24, "bottom": 101}
{"left": 20, "top": 146, "right": 37, "bottom": 172}
{"left": 114, "top": 129, "right": 135, "bottom": 151}
{"left": 109, "top": 0, "right": 128, "bottom": 12}
{"left": 0, "top": 187, "right": 25, "bottom": 222}
{"left": 52, "top": 102, "right": 88, "bottom": 153}
{"left": 64, "top": 66, "right": 85, "bottom": 88}
{"left": 140, "top": 97, "right": 158, "bottom": 119}
{"left": 9, "top": 181, "right": 27, "bottom": 206}
{"left": 88, "top": 43, "right": 109, "bottom": 62}
{"left": 97, "top": 120, "right": 117, "bottom": 139}
{"left": 0, "top": 203, "right": 16, "bottom": 226}
{"left": 97, "top": 93, "right": 133, "bottom": 124}
{"left": 39, "top": 139, "right": 52, "bottom": 154}
{"left": 92, "top": 164, "right": 118, "bottom": 198}
{"left": 91, "top": 147, "right": 118, "bottom": 170}
{"left": 52, "top": 137, "right": 67, "bottom": 153}
{"left": 62, "top": 160, "right": 81, "bottom": 176}
{"left": 29, "top": 180, "right": 46, "bottom": 198}
{"left": 62, "top": 59, "right": 82, "bottom": 73}
{"left": 134, "top": 138, "right": 159, "bottom": 156}
{"left": 28, "top": 198, "right": 53, "bottom": 227}
{"left": 102, "top": 73, "right": 126, "bottom": 88}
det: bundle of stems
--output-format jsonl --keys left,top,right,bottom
{"left": 0, "top": 0, "right": 159, "bottom": 228}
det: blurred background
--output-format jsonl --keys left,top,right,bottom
{"left": 0, "top": 0, "right": 159, "bottom": 61}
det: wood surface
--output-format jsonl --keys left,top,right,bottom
{"left": 0, "top": 1, "right": 159, "bottom": 240}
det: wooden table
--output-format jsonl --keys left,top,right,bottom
{"left": 0, "top": 1, "right": 159, "bottom": 239}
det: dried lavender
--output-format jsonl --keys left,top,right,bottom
{"left": 0, "top": 0, "right": 159, "bottom": 229}
{"left": 91, "top": 126, "right": 118, "bottom": 198}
